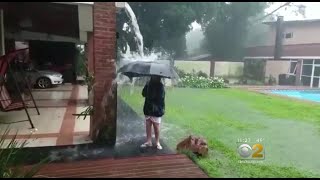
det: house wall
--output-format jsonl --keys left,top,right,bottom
{"left": 174, "top": 61, "right": 211, "bottom": 75}
{"left": 78, "top": 4, "right": 93, "bottom": 42}
{"left": 263, "top": 22, "right": 320, "bottom": 46}
{"left": 174, "top": 60, "right": 244, "bottom": 79}
{"left": 214, "top": 62, "right": 244, "bottom": 78}
{"left": 265, "top": 60, "right": 291, "bottom": 83}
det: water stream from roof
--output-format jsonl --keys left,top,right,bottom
{"left": 117, "top": 2, "right": 172, "bottom": 93}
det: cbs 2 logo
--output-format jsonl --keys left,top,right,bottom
{"left": 237, "top": 143, "right": 264, "bottom": 158}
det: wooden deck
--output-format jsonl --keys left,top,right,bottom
{"left": 30, "top": 154, "right": 208, "bottom": 178}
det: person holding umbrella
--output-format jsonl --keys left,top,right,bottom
{"left": 140, "top": 75, "right": 165, "bottom": 150}
{"left": 118, "top": 60, "right": 179, "bottom": 150}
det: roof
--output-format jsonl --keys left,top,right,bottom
{"left": 245, "top": 43, "right": 320, "bottom": 58}
{"left": 74, "top": 2, "right": 93, "bottom": 5}
{"left": 263, "top": 19, "right": 320, "bottom": 25}
{"left": 52, "top": 2, "right": 93, "bottom": 6}
{"left": 53, "top": 2, "right": 126, "bottom": 8}
{"left": 2, "top": 2, "right": 79, "bottom": 39}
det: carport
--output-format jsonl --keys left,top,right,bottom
{"left": 0, "top": 2, "right": 120, "bottom": 147}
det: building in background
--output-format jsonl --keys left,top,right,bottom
{"left": 245, "top": 18, "right": 320, "bottom": 87}
{"left": 182, "top": 18, "right": 320, "bottom": 87}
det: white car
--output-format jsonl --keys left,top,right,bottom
{"left": 25, "top": 68, "right": 64, "bottom": 89}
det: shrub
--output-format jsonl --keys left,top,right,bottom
{"left": 174, "top": 67, "right": 225, "bottom": 88}
{"left": 196, "top": 71, "right": 208, "bottom": 78}
{"left": 175, "top": 67, "right": 208, "bottom": 79}
{"left": 174, "top": 66, "right": 187, "bottom": 78}
{"left": 179, "top": 75, "right": 226, "bottom": 89}
{"left": 0, "top": 127, "right": 49, "bottom": 178}
{"left": 223, "top": 78, "right": 229, "bottom": 84}
{"left": 266, "top": 75, "right": 277, "bottom": 85}
{"left": 75, "top": 46, "right": 87, "bottom": 77}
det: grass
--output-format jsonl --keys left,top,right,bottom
{"left": 218, "top": 89, "right": 320, "bottom": 124}
{"left": 119, "top": 86, "right": 320, "bottom": 178}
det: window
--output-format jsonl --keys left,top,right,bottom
{"left": 315, "top": 59, "right": 320, "bottom": 64}
{"left": 283, "top": 32, "right": 293, "bottom": 39}
{"left": 303, "top": 59, "right": 314, "bottom": 65}
{"left": 302, "top": 65, "right": 313, "bottom": 76}
{"left": 289, "top": 60, "right": 297, "bottom": 74}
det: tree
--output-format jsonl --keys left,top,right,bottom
{"left": 117, "top": 2, "right": 204, "bottom": 58}
{"left": 186, "top": 28, "right": 206, "bottom": 56}
{"left": 198, "top": 2, "right": 268, "bottom": 60}
{"left": 116, "top": 2, "right": 271, "bottom": 60}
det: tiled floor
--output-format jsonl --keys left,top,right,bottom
{"left": 0, "top": 84, "right": 91, "bottom": 148}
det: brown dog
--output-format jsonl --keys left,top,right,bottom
{"left": 177, "top": 135, "right": 208, "bottom": 157}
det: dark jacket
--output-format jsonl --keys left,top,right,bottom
{"left": 142, "top": 81, "right": 165, "bottom": 117}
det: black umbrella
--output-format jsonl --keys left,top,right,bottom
{"left": 118, "top": 61, "right": 179, "bottom": 79}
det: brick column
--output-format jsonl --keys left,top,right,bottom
{"left": 90, "top": 2, "right": 117, "bottom": 145}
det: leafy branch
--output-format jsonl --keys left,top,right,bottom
{"left": 75, "top": 105, "right": 93, "bottom": 120}
{"left": 75, "top": 68, "right": 95, "bottom": 120}
{"left": 0, "top": 127, "right": 49, "bottom": 178}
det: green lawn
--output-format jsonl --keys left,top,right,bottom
{"left": 118, "top": 86, "right": 320, "bottom": 178}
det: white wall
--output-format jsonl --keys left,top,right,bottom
{"left": 265, "top": 60, "right": 291, "bottom": 83}
{"left": 174, "top": 60, "right": 244, "bottom": 78}
{"left": 282, "top": 23, "right": 320, "bottom": 45}
{"left": 78, "top": 4, "right": 93, "bottom": 42}
{"left": 174, "top": 61, "right": 211, "bottom": 75}
{"left": 257, "top": 22, "right": 320, "bottom": 46}
{"left": 214, "top": 62, "right": 244, "bottom": 77}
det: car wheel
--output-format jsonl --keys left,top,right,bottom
{"left": 37, "top": 77, "right": 52, "bottom": 89}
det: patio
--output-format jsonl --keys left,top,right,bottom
{"left": 0, "top": 84, "right": 91, "bottom": 147}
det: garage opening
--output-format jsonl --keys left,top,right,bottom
{"left": 29, "top": 40, "right": 77, "bottom": 84}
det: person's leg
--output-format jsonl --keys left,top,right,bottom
{"left": 146, "top": 118, "right": 152, "bottom": 143}
{"left": 141, "top": 117, "right": 153, "bottom": 147}
{"left": 153, "top": 121, "right": 162, "bottom": 150}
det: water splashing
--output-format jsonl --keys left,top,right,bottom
{"left": 121, "top": 2, "right": 172, "bottom": 64}
{"left": 124, "top": 2, "right": 144, "bottom": 56}
{"left": 117, "top": 2, "right": 175, "bottom": 92}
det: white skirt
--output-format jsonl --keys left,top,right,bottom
{"left": 145, "top": 116, "right": 162, "bottom": 124}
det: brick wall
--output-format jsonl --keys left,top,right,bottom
{"left": 90, "top": 2, "right": 117, "bottom": 143}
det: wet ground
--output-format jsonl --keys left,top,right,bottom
{"left": 114, "top": 97, "right": 173, "bottom": 158}
{"left": 18, "top": 97, "right": 174, "bottom": 165}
